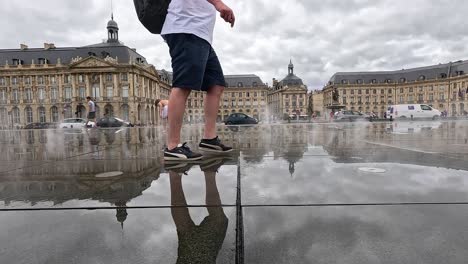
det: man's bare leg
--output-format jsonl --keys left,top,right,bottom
{"left": 204, "top": 85, "right": 224, "bottom": 139}
{"left": 167, "top": 88, "right": 191, "bottom": 150}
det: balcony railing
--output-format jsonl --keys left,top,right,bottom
{"left": 64, "top": 98, "right": 72, "bottom": 103}
{"left": 50, "top": 99, "right": 58, "bottom": 104}
{"left": 0, "top": 99, "right": 7, "bottom": 105}
{"left": 23, "top": 99, "right": 32, "bottom": 104}
{"left": 75, "top": 97, "right": 85, "bottom": 103}
{"left": 122, "top": 97, "right": 129, "bottom": 103}
{"left": 102, "top": 97, "right": 112, "bottom": 102}
{"left": 10, "top": 100, "right": 19, "bottom": 104}
{"left": 38, "top": 99, "right": 45, "bottom": 104}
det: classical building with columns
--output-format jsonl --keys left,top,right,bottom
{"left": 323, "top": 60, "right": 468, "bottom": 117}
{"left": 268, "top": 61, "right": 309, "bottom": 120}
{"left": 0, "top": 16, "right": 171, "bottom": 129}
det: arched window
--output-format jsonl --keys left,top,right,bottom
{"left": 419, "top": 75, "right": 426, "bottom": 81}
{"left": 64, "top": 105, "right": 72, "bottom": 119}
{"left": 356, "top": 79, "right": 363, "bottom": 84}
{"left": 104, "top": 104, "right": 114, "bottom": 117}
{"left": 371, "top": 79, "right": 377, "bottom": 84}
{"left": 121, "top": 104, "right": 129, "bottom": 121}
{"left": 38, "top": 107, "right": 46, "bottom": 123}
{"left": 25, "top": 106, "right": 33, "bottom": 123}
{"left": 50, "top": 106, "right": 59, "bottom": 122}
{"left": 440, "top": 73, "right": 447, "bottom": 79}
{"left": 341, "top": 79, "right": 347, "bottom": 84}
{"left": 400, "top": 77, "right": 406, "bottom": 83}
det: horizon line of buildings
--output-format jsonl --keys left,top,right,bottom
{"left": 0, "top": 15, "right": 467, "bottom": 128}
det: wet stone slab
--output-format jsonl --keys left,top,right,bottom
{"left": 0, "top": 207, "right": 236, "bottom": 264}
{"left": 240, "top": 155, "right": 468, "bottom": 205}
{"left": 243, "top": 205, "right": 468, "bottom": 264}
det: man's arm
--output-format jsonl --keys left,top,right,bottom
{"left": 207, "top": 0, "right": 235, "bottom": 27}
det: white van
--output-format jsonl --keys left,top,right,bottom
{"left": 386, "top": 104, "right": 441, "bottom": 120}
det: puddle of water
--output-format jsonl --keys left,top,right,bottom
{"left": 358, "top": 167, "right": 386, "bottom": 173}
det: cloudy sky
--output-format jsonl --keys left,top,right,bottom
{"left": 1, "top": 0, "right": 468, "bottom": 89}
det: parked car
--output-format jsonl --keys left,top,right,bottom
{"left": 96, "top": 117, "right": 134, "bottom": 128}
{"left": 386, "top": 104, "right": 441, "bottom": 120}
{"left": 334, "top": 111, "right": 370, "bottom": 122}
{"left": 224, "top": 113, "right": 258, "bottom": 125}
{"left": 59, "top": 118, "right": 95, "bottom": 129}
{"left": 24, "top": 122, "right": 57, "bottom": 129}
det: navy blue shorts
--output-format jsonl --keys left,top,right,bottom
{"left": 164, "top": 33, "right": 226, "bottom": 91}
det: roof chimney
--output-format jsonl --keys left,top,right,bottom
{"left": 44, "top": 43, "right": 56, "bottom": 50}
{"left": 20, "top": 44, "right": 28, "bottom": 50}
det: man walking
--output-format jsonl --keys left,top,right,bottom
{"left": 161, "top": 0, "right": 235, "bottom": 161}
{"left": 86, "top": 96, "right": 96, "bottom": 128}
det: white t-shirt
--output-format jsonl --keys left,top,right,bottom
{"left": 161, "top": 0, "right": 217, "bottom": 45}
{"left": 88, "top": 101, "right": 96, "bottom": 112}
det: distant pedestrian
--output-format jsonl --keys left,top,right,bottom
{"left": 86, "top": 96, "right": 96, "bottom": 128}
{"left": 155, "top": 99, "right": 169, "bottom": 120}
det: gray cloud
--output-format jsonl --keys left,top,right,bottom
{"left": 1, "top": 0, "right": 467, "bottom": 89}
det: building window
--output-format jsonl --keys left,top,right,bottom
{"left": 418, "top": 94, "right": 424, "bottom": 101}
{"left": 50, "top": 76, "right": 56, "bottom": 84}
{"left": 106, "top": 86, "right": 113, "bottom": 98}
{"left": 121, "top": 73, "right": 128, "bottom": 81}
{"left": 253, "top": 82, "right": 258, "bottom": 87}
{"left": 78, "top": 75, "right": 85, "bottom": 83}
{"left": 122, "top": 85, "right": 129, "bottom": 98}
{"left": 65, "top": 87, "right": 72, "bottom": 99}
{"left": 24, "top": 76, "right": 31, "bottom": 85}
{"left": 38, "top": 88, "right": 45, "bottom": 100}
{"left": 79, "top": 87, "right": 86, "bottom": 99}
{"left": 246, "top": 92, "right": 250, "bottom": 97}
{"left": 12, "top": 59, "right": 21, "bottom": 65}
{"left": 12, "top": 77, "right": 18, "bottom": 85}
{"left": 400, "top": 78, "right": 406, "bottom": 83}
{"left": 106, "top": 74, "right": 113, "bottom": 82}
{"left": 388, "top": 89, "right": 392, "bottom": 94}
{"left": 342, "top": 96, "right": 347, "bottom": 104}
{"left": 12, "top": 107, "right": 20, "bottom": 124}
{"left": 356, "top": 79, "right": 363, "bottom": 84}
{"left": 419, "top": 75, "right": 426, "bottom": 81}
{"left": 92, "top": 85, "right": 100, "bottom": 99}
{"left": 399, "top": 95, "right": 404, "bottom": 103}
{"left": 37, "top": 76, "right": 44, "bottom": 85}
{"left": 51, "top": 88, "right": 58, "bottom": 100}
{"left": 25, "top": 107, "right": 33, "bottom": 123}
{"left": 64, "top": 75, "right": 71, "bottom": 84}
{"left": 0, "top": 89, "right": 6, "bottom": 102}
{"left": 38, "top": 107, "right": 46, "bottom": 122}
{"left": 12, "top": 89, "right": 19, "bottom": 101}
{"left": 350, "top": 90, "right": 355, "bottom": 95}
{"left": 409, "top": 87, "right": 413, "bottom": 93}
{"left": 429, "top": 94, "right": 434, "bottom": 101}
{"left": 51, "top": 106, "right": 59, "bottom": 122}
{"left": 0, "top": 77, "right": 5, "bottom": 86}
{"left": 237, "top": 82, "right": 243, "bottom": 87}
{"left": 358, "top": 90, "right": 362, "bottom": 95}
{"left": 439, "top": 93, "right": 445, "bottom": 100}
{"left": 408, "top": 95, "right": 413, "bottom": 102}
{"left": 371, "top": 79, "right": 377, "bottom": 84}
{"left": 400, "top": 88, "right": 404, "bottom": 93}
{"left": 25, "top": 88, "right": 33, "bottom": 101}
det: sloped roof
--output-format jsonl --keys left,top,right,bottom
{"left": 329, "top": 60, "right": 468, "bottom": 85}
{"left": 0, "top": 42, "right": 147, "bottom": 66}
{"left": 225, "top": 74, "right": 266, "bottom": 88}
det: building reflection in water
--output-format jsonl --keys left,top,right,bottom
{"left": 167, "top": 161, "right": 228, "bottom": 264}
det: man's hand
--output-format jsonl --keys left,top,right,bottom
{"left": 208, "top": 0, "right": 235, "bottom": 27}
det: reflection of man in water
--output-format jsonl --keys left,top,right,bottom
{"left": 169, "top": 162, "right": 228, "bottom": 264}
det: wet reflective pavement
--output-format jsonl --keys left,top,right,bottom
{"left": 1, "top": 121, "right": 468, "bottom": 263}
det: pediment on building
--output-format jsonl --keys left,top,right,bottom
{"left": 70, "top": 57, "right": 115, "bottom": 69}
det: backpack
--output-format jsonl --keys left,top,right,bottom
{"left": 133, "top": 0, "right": 172, "bottom": 34}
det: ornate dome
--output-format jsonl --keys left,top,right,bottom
{"left": 280, "top": 60, "right": 304, "bottom": 86}
{"left": 107, "top": 19, "right": 119, "bottom": 30}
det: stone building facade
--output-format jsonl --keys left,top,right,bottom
{"left": 0, "top": 17, "right": 171, "bottom": 129}
{"left": 323, "top": 60, "right": 468, "bottom": 117}
{"left": 308, "top": 90, "right": 325, "bottom": 117}
{"left": 268, "top": 61, "right": 308, "bottom": 120}
{"left": 159, "top": 73, "right": 269, "bottom": 123}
